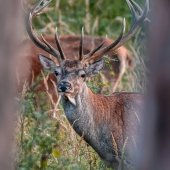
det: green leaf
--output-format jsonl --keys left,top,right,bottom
{"left": 110, "top": 71, "right": 115, "bottom": 76}
{"left": 52, "top": 149, "right": 61, "bottom": 158}
{"left": 42, "top": 161, "right": 47, "bottom": 167}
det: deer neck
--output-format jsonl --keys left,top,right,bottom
{"left": 61, "top": 83, "right": 99, "bottom": 138}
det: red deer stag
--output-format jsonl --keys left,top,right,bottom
{"left": 26, "top": 0, "right": 148, "bottom": 169}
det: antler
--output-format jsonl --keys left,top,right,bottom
{"left": 26, "top": 0, "right": 65, "bottom": 62}
{"left": 84, "top": 0, "right": 149, "bottom": 63}
{"left": 55, "top": 27, "right": 66, "bottom": 60}
{"left": 79, "top": 29, "right": 108, "bottom": 61}
{"left": 79, "top": 28, "right": 109, "bottom": 61}
{"left": 84, "top": 19, "right": 126, "bottom": 62}
{"left": 79, "top": 28, "right": 84, "bottom": 61}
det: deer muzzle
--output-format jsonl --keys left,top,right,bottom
{"left": 58, "top": 81, "right": 72, "bottom": 93}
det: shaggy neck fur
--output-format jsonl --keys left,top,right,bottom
{"left": 61, "top": 83, "right": 121, "bottom": 168}
{"left": 61, "top": 83, "right": 96, "bottom": 138}
{"left": 61, "top": 83, "right": 143, "bottom": 169}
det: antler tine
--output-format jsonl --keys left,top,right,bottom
{"left": 131, "top": 0, "right": 143, "bottom": 15}
{"left": 41, "top": 34, "right": 55, "bottom": 50}
{"left": 31, "top": 0, "right": 43, "bottom": 16}
{"left": 84, "top": 35, "right": 107, "bottom": 58}
{"left": 111, "top": 0, "right": 149, "bottom": 50}
{"left": 35, "top": 0, "right": 52, "bottom": 15}
{"left": 55, "top": 27, "right": 66, "bottom": 60}
{"left": 26, "top": 0, "right": 63, "bottom": 62}
{"left": 83, "top": 0, "right": 149, "bottom": 63}
{"left": 84, "top": 19, "right": 126, "bottom": 62}
{"left": 31, "top": 0, "right": 52, "bottom": 17}
{"left": 79, "top": 27, "right": 84, "bottom": 61}
{"left": 126, "top": 0, "right": 139, "bottom": 22}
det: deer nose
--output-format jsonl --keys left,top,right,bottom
{"left": 58, "top": 82, "right": 71, "bottom": 92}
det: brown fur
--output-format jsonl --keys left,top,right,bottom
{"left": 86, "top": 89, "right": 143, "bottom": 168}
{"left": 60, "top": 79, "right": 144, "bottom": 169}
{"left": 64, "top": 60, "right": 79, "bottom": 69}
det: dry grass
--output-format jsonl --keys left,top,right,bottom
{"left": 111, "top": 132, "right": 118, "bottom": 157}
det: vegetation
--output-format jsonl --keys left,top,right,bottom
{"left": 15, "top": 0, "right": 149, "bottom": 169}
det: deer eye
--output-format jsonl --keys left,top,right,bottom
{"left": 81, "top": 74, "right": 86, "bottom": 78}
{"left": 55, "top": 71, "right": 59, "bottom": 76}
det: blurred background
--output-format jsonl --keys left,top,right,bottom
{"left": 23, "top": 0, "right": 145, "bottom": 36}
{"left": 13, "top": 0, "right": 149, "bottom": 169}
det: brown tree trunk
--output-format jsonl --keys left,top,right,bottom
{"left": 137, "top": 0, "right": 170, "bottom": 170}
{"left": 0, "top": 0, "right": 22, "bottom": 169}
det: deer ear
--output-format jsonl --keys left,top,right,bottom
{"left": 38, "top": 54, "right": 57, "bottom": 73}
{"left": 85, "top": 59, "right": 105, "bottom": 77}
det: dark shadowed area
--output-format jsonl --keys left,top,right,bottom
{"left": 137, "top": 0, "right": 170, "bottom": 170}
{"left": 0, "top": 0, "right": 22, "bottom": 169}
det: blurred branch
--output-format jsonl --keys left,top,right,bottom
{"left": 138, "top": 0, "right": 170, "bottom": 170}
{"left": 0, "top": 0, "right": 23, "bottom": 169}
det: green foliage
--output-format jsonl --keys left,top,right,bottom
{"left": 86, "top": 80, "right": 100, "bottom": 93}
{"left": 28, "top": 0, "right": 141, "bottom": 39}
{"left": 86, "top": 72, "right": 112, "bottom": 94}
{"left": 16, "top": 93, "right": 59, "bottom": 169}
{"left": 104, "top": 55, "right": 118, "bottom": 70}
{"left": 15, "top": 89, "right": 111, "bottom": 170}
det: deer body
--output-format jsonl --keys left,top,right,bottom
{"left": 62, "top": 84, "right": 143, "bottom": 168}
{"left": 26, "top": 0, "right": 149, "bottom": 168}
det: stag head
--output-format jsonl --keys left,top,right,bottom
{"left": 26, "top": 0, "right": 149, "bottom": 105}
{"left": 39, "top": 53, "right": 104, "bottom": 99}
{"left": 38, "top": 20, "right": 125, "bottom": 102}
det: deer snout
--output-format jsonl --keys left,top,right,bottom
{"left": 58, "top": 81, "right": 72, "bottom": 92}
